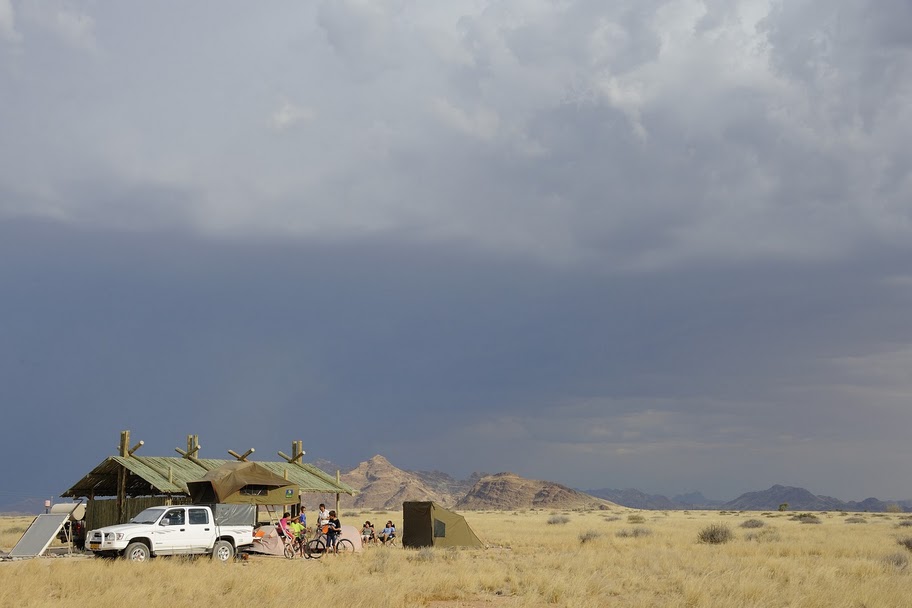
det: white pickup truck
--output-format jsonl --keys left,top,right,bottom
{"left": 85, "top": 504, "right": 255, "bottom": 562}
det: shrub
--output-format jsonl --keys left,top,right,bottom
{"left": 547, "top": 515, "right": 571, "bottom": 525}
{"left": 882, "top": 552, "right": 909, "bottom": 570}
{"left": 2, "top": 526, "right": 27, "bottom": 535}
{"left": 778, "top": 503, "right": 789, "bottom": 512}
{"left": 603, "top": 515, "right": 622, "bottom": 522}
{"left": 368, "top": 549, "right": 389, "bottom": 573}
{"left": 745, "top": 528, "right": 780, "bottom": 543}
{"left": 897, "top": 520, "right": 912, "bottom": 528}
{"left": 898, "top": 537, "right": 912, "bottom": 553}
{"left": 885, "top": 504, "right": 903, "bottom": 514}
{"left": 740, "top": 519, "right": 765, "bottom": 529}
{"left": 579, "top": 530, "right": 601, "bottom": 544}
{"left": 342, "top": 511, "right": 358, "bottom": 518}
{"left": 616, "top": 527, "right": 652, "bottom": 538}
{"left": 698, "top": 523, "right": 733, "bottom": 544}
{"left": 845, "top": 517, "right": 867, "bottom": 524}
{"left": 627, "top": 514, "right": 646, "bottom": 524}
{"left": 791, "top": 513, "right": 822, "bottom": 524}
{"left": 407, "top": 547, "right": 435, "bottom": 562}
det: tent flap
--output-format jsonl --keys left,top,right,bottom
{"left": 187, "top": 462, "right": 299, "bottom": 505}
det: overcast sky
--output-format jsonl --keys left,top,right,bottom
{"left": 1, "top": 0, "right": 911, "bottom": 510}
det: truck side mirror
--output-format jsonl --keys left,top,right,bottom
{"left": 160, "top": 518, "right": 170, "bottom": 526}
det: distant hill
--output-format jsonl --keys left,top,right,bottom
{"left": 722, "top": 485, "right": 911, "bottom": 512}
{"left": 586, "top": 488, "right": 679, "bottom": 510}
{"left": 585, "top": 488, "right": 724, "bottom": 510}
{"left": 303, "top": 456, "right": 909, "bottom": 514}
{"left": 457, "top": 472, "right": 615, "bottom": 511}
{"left": 308, "top": 456, "right": 615, "bottom": 511}
{"left": 334, "top": 455, "right": 478, "bottom": 509}
{"left": 672, "top": 491, "right": 725, "bottom": 508}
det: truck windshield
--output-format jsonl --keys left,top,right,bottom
{"left": 130, "top": 508, "right": 166, "bottom": 524}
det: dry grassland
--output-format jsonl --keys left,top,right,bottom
{"left": 2, "top": 509, "right": 911, "bottom": 607}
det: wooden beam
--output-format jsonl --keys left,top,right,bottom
{"left": 228, "top": 448, "right": 255, "bottom": 461}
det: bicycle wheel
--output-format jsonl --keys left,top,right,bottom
{"left": 305, "top": 538, "right": 325, "bottom": 559}
{"left": 283, "top": 542, "right": 295, "bottom": 559}
{"left": 334, "top": 538, "right": 355, "bottom": 554}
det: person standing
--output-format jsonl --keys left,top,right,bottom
{"left": 325, "top": 510, "right": 342, "bottom": 551}
{"left": 317, "top": 504, "right": 330, "bottom": 530}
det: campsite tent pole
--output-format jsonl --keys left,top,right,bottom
{"left": 335, "top": 470, "right": 341, "bottom": 514}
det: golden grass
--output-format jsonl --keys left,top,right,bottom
{"left": 2, "top": 509, "right": 910, "bottom": 607}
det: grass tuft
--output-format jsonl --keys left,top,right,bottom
{"left": 578, "top": 530, "right": 601, "bottom": 544}
{"left": 882, "top": 552, "right": 909, "bottom": 570}
{"left": 616, "top": 527, "right": 652, "bottom": 538}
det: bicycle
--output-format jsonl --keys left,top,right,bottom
{"left": 282, "top": 526, "right": 325, "bottom": 560}
{"left": 308, "top": 525, "right": 355, "bottom": 555}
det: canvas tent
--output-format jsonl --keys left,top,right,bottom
{"left": 402, "top": 501, "right": 483, "bottom": 549}
{"left": 187, "top": 461, "right": 298, "bottom": 505}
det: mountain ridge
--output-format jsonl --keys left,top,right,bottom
{"left": 320, "top": 456, "right": 910, "bottom": 512}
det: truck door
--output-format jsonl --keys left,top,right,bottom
{"left": 154, "top": 507, "right": 190, "bottom": 554}
{"left": 186, "top": 507, "right": 215, "bottom": 552}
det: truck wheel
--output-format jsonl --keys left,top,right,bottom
{"left": 212, "top": 540, "right": 234, "bottom": 562}
{"left": 123, "top": 542, "right": 150, "bottom": 562}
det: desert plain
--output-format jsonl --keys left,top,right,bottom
{"left": 2, "top": 508, "right": 911, "bottom": 608}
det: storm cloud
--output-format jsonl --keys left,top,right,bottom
{"left": 1, "top": 0, "right": 910, "bottom": 507}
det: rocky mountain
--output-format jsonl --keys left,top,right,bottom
{"left": 307, "top": 456, "right": 910, "bottom": 513}
{"left": 672, "top": 491, "right": 725, "bottom": 508}
{"left": 722, "top": 485, "right": 911, "bottom": 512}
{"left": 585, "top": 488, "right": 725, "bottom": 510}
{"left": 456, "top": 472, "right": 615, "bottom": 510}
{"left": 586, "top": 488, "right": 680, "bottom": 510}
{"left": 335, "top": 455, "right": 463, "bottom": 509}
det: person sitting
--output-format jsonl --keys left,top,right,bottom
{"left": 361, "top": 521, "right": 374, "bottom": 545}
{"left": 325, "top": 510, "right": 342, "bottom": 551}
{"left": 378, "top": 521, "right": 396, "bottom": 545}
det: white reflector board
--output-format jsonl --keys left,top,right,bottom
{"left": 9, "top": 514, "right": 70, "bottom": 557}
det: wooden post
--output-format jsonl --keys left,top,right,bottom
{"left": 175, "top": 433, "right": 212, "bottom": 470}
{"left": 117, "top": 431, "right": 129, "bottom": 523}
{"left": 228, "top": 448, "right": 255, "bottom": 461}
{"left": 335, "top": 470, "right": 341, "bottom": 514}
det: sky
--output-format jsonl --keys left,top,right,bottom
{"left": 1, "top": 0, "right": 911, "bottom": 511}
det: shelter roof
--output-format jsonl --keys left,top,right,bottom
{"left": 61, "top": 455, "right": 356, "bottom": 498}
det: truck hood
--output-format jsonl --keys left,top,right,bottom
{"left": 92, "top": 523, "right": 160, "bottom": 535}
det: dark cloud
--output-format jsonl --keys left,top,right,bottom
{"left": 2, "top": 219, "right": 911, "bottom": 503}
{"left": 1, "top": 1, "right": 911, "bottom": 506}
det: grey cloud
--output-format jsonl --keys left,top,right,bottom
{"left": 1, "top": 1, "right": 912, "bottom": 507}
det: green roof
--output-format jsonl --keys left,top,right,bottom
{"left": 62, "top": 455, "right": 356, "bottom": 498}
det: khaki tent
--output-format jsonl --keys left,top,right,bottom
{"left": 187, "top": 461, "right": 299, "bottom": 505}
{"left": 402, "top": 501, "right": 483, "bottom": 549}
